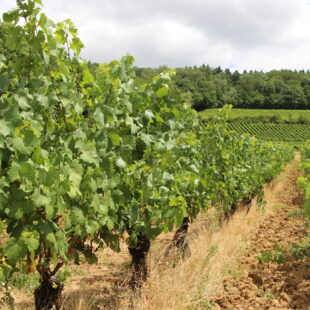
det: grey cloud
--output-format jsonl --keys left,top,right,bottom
{"left": 1, "top": 0, "right": 310, "bottom": 70}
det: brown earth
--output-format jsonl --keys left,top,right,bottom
{"left": 213, "top": 169, "right": 310, "bottom": 310}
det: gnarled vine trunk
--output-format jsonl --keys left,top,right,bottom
{"left": 34, "top": 265, "right": 64, "bottom": 310}
{"left": 165, "top": 217, "right": 191, "bottom": 259}
{"left": 128, "top": 233, "right": 151, "bottom": 290}
{"left": 224, "top": 195, "right": 254, "bottom": 221}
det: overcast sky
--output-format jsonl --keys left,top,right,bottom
{"left": 1, "top": 0, "right": 310, "bottom": 71}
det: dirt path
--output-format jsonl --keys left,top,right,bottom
{"left": 213, "top": 165, "right": 310, "bottom": 309}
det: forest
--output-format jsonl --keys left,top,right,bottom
{"left": 133, "top": 66, "right": 310, "bottom": 111}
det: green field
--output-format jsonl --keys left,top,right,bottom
{"left": 200, "top": 108, "right": 310, "bottom": 144}
{"left": 227, "top": 122, "right": 310, "bottom": 143}
{"left": 200, "top": 108, "right": 310, "bottom": 124}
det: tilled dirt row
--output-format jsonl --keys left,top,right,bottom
{"left": 213, "top": 170, "right": 310, "bottom": 310}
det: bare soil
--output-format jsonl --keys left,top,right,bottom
{"left": 213, "top": 169, "right": 310, "bottom": 310}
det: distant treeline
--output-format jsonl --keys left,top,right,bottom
{"left": 134, "top": 66, "right": 310, "bottom": 111}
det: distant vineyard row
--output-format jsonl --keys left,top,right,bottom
{"left": 200, "top": 108, "right": 310, "bottom": 124}
{"left": 227, "top": 122, "right": 310, "bottom": 143}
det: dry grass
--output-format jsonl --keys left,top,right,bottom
{"left": 127, "top": 209, "right": 256, "bottom": 310}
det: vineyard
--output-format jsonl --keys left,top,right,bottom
{"left": 0, "top": 1, "right": 309, "bottom": 310}
{"left": 227, "top": 122, "right": 310, "bottom": 143}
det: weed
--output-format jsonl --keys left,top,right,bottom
{"left": 9, "top": 272, "right": 39, "bottom": 293}
{"left": 257, "top": 289, "right": 277, "bottom": 299}
{"left": 187, "top": 300, "right": 216, "bottom": 310}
